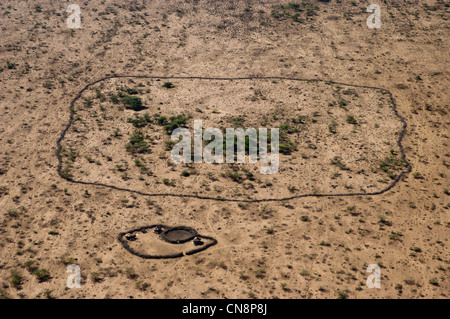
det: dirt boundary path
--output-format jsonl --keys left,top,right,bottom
{"left": 56, "top": 75, "right": 411, "bottom": 202}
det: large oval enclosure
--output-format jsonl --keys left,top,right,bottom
{"left": 59, "top": 77, "right": 407, "bottom": 201}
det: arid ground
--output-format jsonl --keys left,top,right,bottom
{"left": 0, "top": 0, "right": 448, "bottom": 299}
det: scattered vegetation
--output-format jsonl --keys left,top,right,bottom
{"left": 155, "top": 114, "right": 188, "bottom": 134}
{"left": 32, "top": 269, "right": 50, "bottom": 282}
{"left": 127, "top": 113, "right": 151, "bottom": 128}
{"left": 271, "top": 2, "right": 319, "bottom": 23}
{"left": 126, "top": 131, "right": 149, "bottom": 154}
{"left": 11, "top": 270, "right": 23, "bottom": 288}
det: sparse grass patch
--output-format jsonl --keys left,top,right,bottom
{"left": 11, "top": 270, "right": 23, "bottom": 288}
{"left": 337, "top": 290, "right": 348, "bottom": 299}
{"left": 346, "top": 115, "right": 357, "bottom": 124}
{"left": 377, "top": 214, "right": 392, "bottom": 226}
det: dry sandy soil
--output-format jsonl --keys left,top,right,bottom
{"left": 0, "top": 0, "right": 448, "bottom": 299}
{"left": 61, "top": 77, "right": 405, "bottom": 200}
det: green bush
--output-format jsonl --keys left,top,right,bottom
{"left": 125, "top": 87, "right": 139, "bottom": 95}
{"left": 126, "top": 131, "right": 149, "bottom": 154}
{"left": 346, "top": 115, "right": 357, "bottom": 124}
{"left": 156, "top": 115, "right": 168, "bottom": 125}
{"left": 165, "top": 115, "right": 187, "bottom": 134}
{"left": 279, "top": 142, "right": 296, "bottom": 154}
{"left": 127, "top": 114, "right": 151, "bottom": 128}
{"left": 91, "top": 272, "right": 104, "bottom": 282}
{"left": 121, "top": 95, "right": 143, "bottom": 111}
{"left": 181, "top": 170, "right": 190, "bottom": 177}
{"left": 226, "top": 171, "right": 242, "bottom": 182}
{"left": 163, "top": 82, "right": 175, "bottom": 89}
{"left": 10, "top": 270, "right": 22, "bottom": 288}
{"left": 337, "top": 290, "right": 348, "bottom": 299}
{"left": 155, "top": 114, "right": 187, "bottom": 134}
{"left": 6, "top": 61, "right": 16, "bottom": 69}
{"left": 110, "top": 94, "right": 120, "bottom": 104}
{"left": 32, "top": 268, "right": 50, "bottom": 282}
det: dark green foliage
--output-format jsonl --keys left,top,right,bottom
{"left": 328, "top": 121, "right": 337, "bottom": 134}
{"left": 410, "top": 246, "right": 422, "bottom": 253}
{"left": 32, "top": 268, "right": 50, "bottom": 282}
{"left": 285, "top": 3, "right": 300, "bottom": 10}
{"left": 84, "top": 97, "right": 93, "bottom": 107}
{"left": 0, "top": 289, "right": 9, "bottom": 299}
{"left": 337, "top": 290, "right": 348, "bottom": 299}
{"left": 292, "top": 13, "right": 303, "bottom": 23}
{"left": 163, "top": 82, "right": 175, "bottom": 89}
{"left": 306, "top": 5, "right": 319, "bottom": 17}
{"left": 271, "top": 9, "right": 282, "bottom": 19}
{"left": 61, "top": 147, "right": 78, "bottom": 162}
{"left": 232, "top": 115, "right": 245, "bottom": 127}
{"left": 61, "top": 164, "right": 72, "bottom": 179}
{"left": 271, "top": 2, "right": 318, "bottom": 22}
{"left": 346, "top": 115, "right": 357, "bottom": 124}
{"left": 165, "top": 115, "right": 186, "bottom": 133}
{"left": 379, "top": 153, "right": 405, "bottom": 179}
{"left": 126, "top": 131, "right": 149, "bottom": 154}
{"left": 127, "top": 113, "right": 151, "bottom": 128}
{"left": 110, "top": 94, "right": 120, "bottom": 104}
{"left": 338, "top": 99, "right": 348, "bottom": 108}
{"left": 155, "top": 114, "right": 187, "bottom": 134}
{"left": 226, "top": 171, "right": 242, "bottom": 182}
{"left": 279, "top": 142, "right": 296, "bottom": 155}
{"left": 181, "top": 170, "right": 190, "bottom": 177}
{"left": 390, "top": 231, "right": 403, "bottom": 241}
{"left": 156, "top": 115, "right": 168, "bottom": 125}
{"left": 124, "top": 87, "right": 139, "bottom": 95}
{"left": 6, "top": 61, "right": 16, "bottom": 69}
{"left": 278, "top": 130, "right": 296, "bottom": 155}
{"left": 121, "top": 95, "right": 144, "bottom": 111}
{"left": 221, "top": 130, "right": 273, "bottom": 156}
{"left": 10, "top": 270, "right": 22, "bottom": 288}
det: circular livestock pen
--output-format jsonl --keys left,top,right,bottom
{"left": 117, "top": 224, "right": 217, "bottom": 259}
